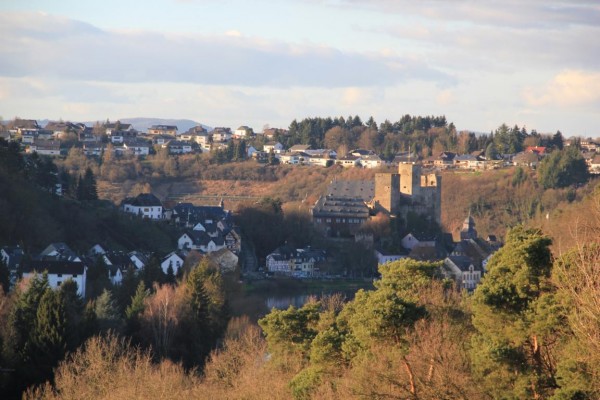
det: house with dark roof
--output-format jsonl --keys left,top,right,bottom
{"left": 39, "top": 243, "right": 81, "bottom": 262}
{"left": 161, "top": 251, "right": 185, "bottom": 275}
{"left": 266, "top": 246, "right": 327, "bottom": 277}
{"left": 22, "top": 260, "right": 87, "bottom": 297}
{"left": 122, "top": 193, "right": 164, "bottom": 220}
{"left": 311, "top": 196, "right": 370, "bottom": 237}
{"left": 104, "top": 121, "right": 133, "bottom": 135}
{"left": 102, "top": 251, "right": 136, "bottom": 285}
{"left": 432, "top": 151, "right": 456, "bottom": 169}
{"left": 29, "top": 140, "right": 61, "bottom": 156}
{"left": 123, "top": 138, "right": 151, "bottom": 156}
{"left": 167, "top": 140, "right": 193, "bottom": 154}
{"left": 148, "top": 125, "right": 178, "bottom": 135}
{"left": 512, "top": 151, "right": 541, "bottom": 168}
{"left": 443, "top": 255, "right": 482, "bottom": 291}
{"left": 177, "top": 230, "right": 226, "bottom": 253}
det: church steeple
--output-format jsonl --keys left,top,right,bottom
{"left": 460, "top": 212, "right": 477, "bottom": 240}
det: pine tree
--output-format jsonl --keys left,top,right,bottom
{"left": 470, "top": 226, "right": 560, "bottom": 399}
{"left": 31, "top": 288, "right": 69, "bottom": 382}
{"left": 94, "top": 289, "right": 122, "bottom": 333}
{"left": 0, "top": 257, "right": 10, "bottom": 293}
{"left": 83, "top": 167, "right": 98, "bottom": 200}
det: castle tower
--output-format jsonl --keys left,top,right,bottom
{"left": 397, "top": 162, "right": 442, "bottom": 226}
{"left": 398, "top": 162, "right": 421, "bottom": 197}
{"left": 374, "top": 173, "right": 400, "bottom": 215}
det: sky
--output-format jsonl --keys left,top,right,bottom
{"left": 1, "top": 0, "right": 599, "bottom": 136}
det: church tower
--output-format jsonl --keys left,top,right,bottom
{"left": 460, "top": 213, "right": 477, "bottom": 240}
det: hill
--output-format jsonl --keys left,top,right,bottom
{"left": 118, "top": 117, "right": 209, "bottom": 133}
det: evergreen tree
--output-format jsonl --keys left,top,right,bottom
{"left": 31, "top": 288, "right": 69, "bottom": 383}
{"left": 0, "top": 257, "right": 10, "bottom": 293}
{"left": 141, "top": 255, "right": 166, "bottom": 288}
{"left": 537, "top": 146, "right": 589, "bottom": 189}
{"left": 94, "top": 289, "right": 122, "bottom": 333}
{"left": 165, "top": 263, "right": 176, "bottom": 285}
{"left": 114, "top": 266, "right": 140, "bottom": 312}
{"left": 82, "top": 167, "right": 98, "bottom": 200}
{"left": 86, "top": 257, "right": 111, "bottom": 300}
{"left": 470, "top": 226, "right": 560, "bottom": 399}
{"left": 125, "top": 281, "right": 148, "bottom": 340}
{"left": 552, "top": 130, "right": 564, "bottom": 150}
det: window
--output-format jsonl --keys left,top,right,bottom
{"left": 57, "top": 274, "right": 63, "bottom": 278}
{"left": 73, "top": 274, "right": 78, "bottom": 278}
{"left": 57, "top": 281, "right": 62, "bottom": 286}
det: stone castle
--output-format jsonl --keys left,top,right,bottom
{"left": 311, "top": 162, "right": 441, "bottom": 237}
{"left": 372, "top": 163, "right": 441, "bottom": 224}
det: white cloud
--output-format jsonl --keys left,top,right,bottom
{"left": 436, "top": 89, "right": 453, "bottom": 106}
{"left": 523, "top": 70, "right": 600, "bottom": 108}
{"left": 0, "top": 12, "right": 451, "bottom": 88}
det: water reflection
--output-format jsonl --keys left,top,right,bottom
{"left": 265, "top": 294, "right": 315, "bottom": 310}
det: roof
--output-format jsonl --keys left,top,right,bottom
{"left": 446, "top": 255, "right": 481, "bottom": 272}
{"left": 150, "top": 125, "right": 178, "bottom": 130}
{"left": 104, "top": 122, "right": 132, "bottom": 130}
{"left": 525, "top": 146, "right": 546, "bottom": 155}
{"left": 312, "top": 195, "right": 370, "bottom": 218}
{"left": 174, "top": 203, "right": 229, "bottom": 225}
{"left": 32, "top": 140, "right": 60, "bottom": 150}
{"left": 123, "top": 193, "right": 163, "bottom": 207}
{"left": 326, "top": 179, "right": 374, "bottom": 202}
{"left": 350, "top": 149, "right": 375, "bottom": 156}
{"left": 289, "top": 144, "right": 311, "bottom": 152}
{"left": 39, "top": 243, "right": 79, "bottom": 261}
{"left": 22, "top": 260, "right": 86, "bottom": 275}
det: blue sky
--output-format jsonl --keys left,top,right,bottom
{"left": 1, "top": 0, "right": 599, "bottom": 136}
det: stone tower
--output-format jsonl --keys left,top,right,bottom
{"left": 398, "top": 162, "right": 422, "bottom": 197}
{"left": 374, "top": 173, "right": 400, "bottom": 215}
{"left": 397, "top": 162, "right": 442, "bottom": 225}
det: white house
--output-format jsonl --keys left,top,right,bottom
{"left": 22, "top": 261, "right": 87, "bottom": 298}
{"left": 123, "top": 139, "right": 151, "bottom": 156}
{"left": 129, "top": 251, "right": 149, "bottom": 270}
{"left": 278, "top": 153, "right": 300, "bottom": 164}
{"left": 401, "top": 233, "right": 436, "bottom": 251}
{"left": 29, "top": 140, "right": 61, "bottom": 156}
{"left": 443, "top": 256, "right": 482, "bottom": 291}
{"left": 264, "top": 142, "right": 284, "bottom": 154}
{"left": 161, "top": 252, "right": 185, "bottom": 275}
{"left": 122, "top": 193, "right": 164, "bottom": 220}
{"left": 360, "top": 154, "right": 384, "bottom": 169}
{"left": 336, "top": 155, "right": 360, "bottom": 168}
{"left": 374, "top": 248, "right": 406, "bottom": 265}
{"left": 234, "top": 126, "right": 253, "bottom": 138}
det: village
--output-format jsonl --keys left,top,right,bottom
{"left": 1, "top": 116, "right": 599, "bottom": 298}
{"left": 3, "top": 118, "right": 600, "bottom": 172}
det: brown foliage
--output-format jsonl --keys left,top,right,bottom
{"left": 25, "top": 334, "right": 201, "bottom": 400}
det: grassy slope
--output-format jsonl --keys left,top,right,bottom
{"left": 97, "top": 162, "right": 600, "bottom": 251}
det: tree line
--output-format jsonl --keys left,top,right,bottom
{"left": 0, "top": 257, "right": 228, "bottom": 398}
{"left": 17, "top": 225, "right": 600, "bottom": 399}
